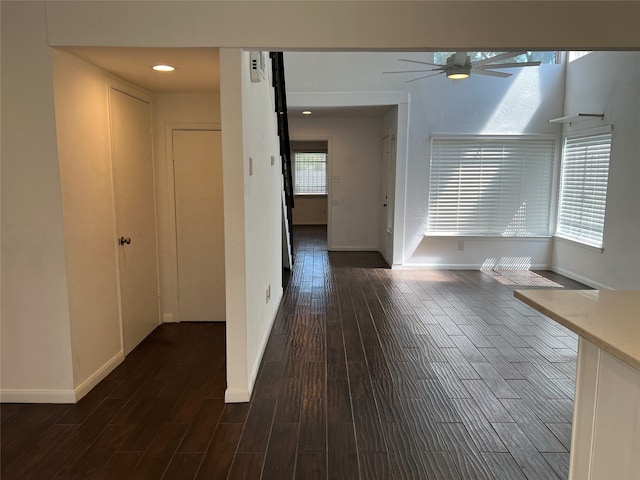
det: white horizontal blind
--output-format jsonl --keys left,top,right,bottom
{"left": 556, "top": 131, "right": 611, "bottom": 248}
{"left": 294, "top": 152, "right": 327, "bottom": 194}
{"left": 428, "top": 136, "right": 555, "bottom": 236}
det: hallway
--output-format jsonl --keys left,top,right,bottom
{"left": 1, "top": 226, "right": 586, "bottom": 479}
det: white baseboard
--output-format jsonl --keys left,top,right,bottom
{"left": 74, "top": 350, "right": 125, "bottom": 402}
{"left": 247, "top": 289, "right": 283, "bottom": 389}
{"left": 162, "top": 313, "right": 176, "bottom": 323}
{"left": 0, "top": 388, "right": 76, "bottom": 404}
{"left": 224, "top": 387, "right": 251, "bottom": 403}
{"left": 550, "top": 266, "right": 613, "bottom": 290}
{"left": 329, "top": 245, "right": 379, "bottom": 252}
{"left": 1, "top": 350, "right": 125, "bottom": 404}
{"left": 396, "top": 263, "right": 550, "bottom": 270}
{"left": 225, "top": 288, "right": 284, "bottom": 404}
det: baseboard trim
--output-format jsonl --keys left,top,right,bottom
{"left": 395, "top": 263, "right": 550, "bottom": 270}
{"left": 162, "top": 313, "right": 176, "bottom": 323}
{"left": 247, "top": 289, "right": 283, "bottom": 392}
{"left": 74, "top": 350, "right": 125, "bottom": 402}
{"left": 224, "top": 387, "right": 251, "bottom": 403}
{"left": 0, "top": 388, "right": 76, "bottom": 404}
{"left": 329, "top": 246, "right": 379, "bottom": 252}
{"left": 550, "top": 266, "right": 613, "bottom": 290}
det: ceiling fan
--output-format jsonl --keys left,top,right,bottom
{"left": 384, "top": 51, "right": 541, "bottom": 82}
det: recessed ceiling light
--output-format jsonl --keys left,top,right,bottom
{"left": 152, "top": 64, "right": 175, "bottom": 72}
{"left": 302, "top": 110, "right": 312, "bottom": 115}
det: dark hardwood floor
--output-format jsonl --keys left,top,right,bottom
{"left": 1, "top": 225, "right": 588, "bottom": 479}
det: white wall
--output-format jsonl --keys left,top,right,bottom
{"left": 1, "top": 2, "right": 75, "bottom": 402}
{"left": 552, "top": 52, "right": 640, "bottom": 289}
{"left": 152, "top": 93, "right": 222, "bottom": 322}
{"left": 290, "top": 116, "right": 384, "bottom": 250}
{"left": 285, "top": 52, "right": 566, "bottom": 267}
{"left": 51, "top": 49, "right": 123, "bottom": 396}
{"left": 241, "top": 52, "right": 284, "bottom": 397}
{"left": 292, "top": 197, "right": 327, "bottom": 225}
{"left": 220, "top": 49, "right": 284, "bottom": 401}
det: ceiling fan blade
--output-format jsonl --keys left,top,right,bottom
{"left": 454, "top": 51, "right": 468, "bottom": 66}
{"left": 473, "top": 51, "right": 527, "bottom": 67}
{"left": 383, "top": 68, "right": 442, "bottom": 74}
{"left": 473, "top": 69, "right": 512, "bottom": 78}
{"left": 482, "top": 61, "right": 542, "bottom": 69}
{"left": 398, "top": 58, "right": 442, "bottom": 67}
{"left": 405, "top": 72, "right": 445, "bottom": 83}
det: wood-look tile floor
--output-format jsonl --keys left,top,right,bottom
{"left": 1, "top": 226, "right": 588, "bottom": 479}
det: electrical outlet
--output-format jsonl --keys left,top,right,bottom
{"left": 266, "top": 284, "right": 271, "bottom": 303}
{"left": 458, "top": 239, "right": 465, "bottom": 251}
{"left": 271, "top": 155, "right": 276, "bottom": 166}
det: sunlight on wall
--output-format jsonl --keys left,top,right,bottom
{"left": 481, "top": 69, "right": 543, "bottom": 133}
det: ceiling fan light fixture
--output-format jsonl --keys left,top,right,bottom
{"left": 447, "top": 67, "right": 471, "bottom": 80}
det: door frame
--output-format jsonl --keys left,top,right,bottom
{"left": 164, "top": 123, "right": 221, "bottom": 323}
{"left": 380, "top": 133, "right": 396, "bottom": 265}
{"left": 289, "top": 136, "right": 333, "bottom": 249}
{"left": 108, "top": 79, "right": 160, "bottom": 354}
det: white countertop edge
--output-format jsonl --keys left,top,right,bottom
{"left": 514, "top": 289, "right": 640, "bottom": 372}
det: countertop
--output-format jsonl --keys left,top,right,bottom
{"left": 514, "top": 289, "right": 640, "bottom": 372}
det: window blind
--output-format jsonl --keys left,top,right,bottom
{"left": 294, "top": 152, "right": 327, "bottom": 194}
{"left": 556, "top": 131, "right": 611, "bottom": 248}
{"left": 427, "top": 136, "right": 555, "bottom": 236}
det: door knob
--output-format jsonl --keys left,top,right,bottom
{"left": 118, "top": 236, "right": 131, "bottom": 245}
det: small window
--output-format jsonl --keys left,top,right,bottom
{"left": 294, "top": 151, "right": 327, "bottom": 195}
{"left": 433, "top": 51, "right": 559, "bottom": 65}
{"left": 568, "top": 51, "right": 592, "bottom": 62}
{"left": 556, "top": 129, "right": 612, "bottom": 248}
{"left": 427, "top": 136, "right": 555, "bottom": 237}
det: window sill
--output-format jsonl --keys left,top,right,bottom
{"left": 554, "top": 235, "right": 604, "bottom": 253}
{"left": 295, "top": 193, "right": 328, "bottom": 198}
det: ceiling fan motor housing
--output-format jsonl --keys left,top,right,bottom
{"left": 446, "top": 54, "right": 471, "bottom": 79}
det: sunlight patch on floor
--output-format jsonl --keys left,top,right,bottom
{"left": 482, "top": 269, "right": 564, "bottom": 287}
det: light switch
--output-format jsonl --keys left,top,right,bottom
{"left": 249, "top": 157, "right": 253, "bottom": 176}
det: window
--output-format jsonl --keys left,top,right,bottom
{"left": 427, "top": 136, "right": 555, "bottom": 236}
{"left": 556, "top": 129, "right": 612, "bottom": 248}
{"left": 294, "top": 151, "right": 327, "bottom": 194}
{"left": 433, "top": 51, "right": 558, "bottom": 65}
{"left": 568, "top": 51, "right": 592, "bottom": 62}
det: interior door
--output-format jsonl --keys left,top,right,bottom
{"left": 172, "top": 129, "right": 225, "bottom": 322}
{"left": 381, "top": 135, "right": 395, "bottom": 264}
{"left": 111, "top": 88, "right": 159, "bottom": 355}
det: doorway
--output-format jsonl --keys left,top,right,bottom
{"left": 171, "top": 128, "right": 225, "bottom": 322}
{"left": 290, "top": 140, "right": 330, "bottom": 247}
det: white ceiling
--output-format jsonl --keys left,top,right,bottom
{"left": 58, "top": 47, "right": 220, "bottom": 93}
{"left": 288, "top": 105, "right": 394, "bottom": 119}
{"left": 58, "top": 47, "right": 392, "bottom": 118}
